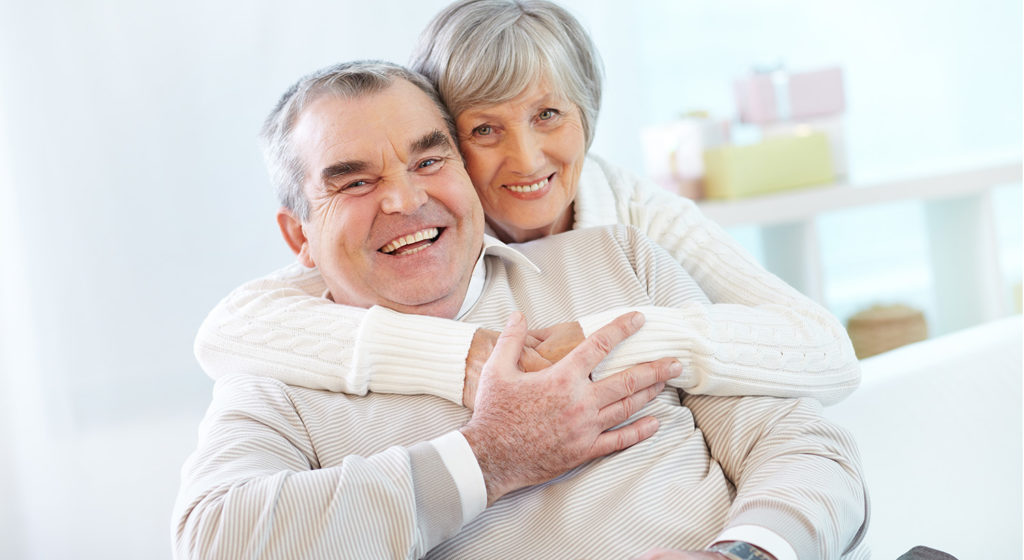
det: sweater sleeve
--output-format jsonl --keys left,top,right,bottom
{"left": 683, "top": 393, "right": 869, "bottom": 559}
{"left": 193, "top": 262, "right": 474, "bottom": 404}
{"left": 172, "top": 377, "right": 473, "bottom": 559}
{"left": 580, "top": 157, "right": 860, "bottom": 405}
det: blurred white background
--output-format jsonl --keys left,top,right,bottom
{"left": 0, "top": 0, "right": 1020, "bottom": 558}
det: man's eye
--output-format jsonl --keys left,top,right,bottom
{"left": 418, "top": 158, "right": 442, "bottom": 169}
{"left": 340, "top": 180, "right": 373, "bottom": 194}
{"left": 474, "top": 125, "right": 492, "bottom": 136}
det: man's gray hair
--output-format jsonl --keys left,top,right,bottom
{"left": 409, "top": 0, "right": 603, "bottom": 150}
{"left": 260, "top": 60, "right": 457, "bottom": 220}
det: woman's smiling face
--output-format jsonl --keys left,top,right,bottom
{"left": 455, "top": 80, "right": 587, "bottom": 244}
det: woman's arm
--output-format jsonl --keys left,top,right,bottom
{"left": 194, "top": 262, "right": 477, "bottom": 404}
{"left": 582, "top": 157, "right": 860, "bottom": 405}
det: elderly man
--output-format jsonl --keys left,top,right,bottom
{"left": 173, "top": 61, "right": 868, "bottom": 560}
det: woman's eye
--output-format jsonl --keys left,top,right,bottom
{"left": 474, "top": 125, "right": 492, "bottom": 136}
{"left": 538, "top": 109, "right": 558, "bottom": 120}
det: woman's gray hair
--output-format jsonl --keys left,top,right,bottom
{"left": 410, "top": 0, "right": 603, "bottom": 149}
{"left": 260, "top": 60, "right": 457, "bottom": 220}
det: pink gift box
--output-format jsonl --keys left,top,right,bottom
{"left": 734, "top": 66, "right": 845, "bottom": 124}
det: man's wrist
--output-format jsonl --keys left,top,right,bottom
{"left": 458, "top": 421, "right": 513, "bottom": 506}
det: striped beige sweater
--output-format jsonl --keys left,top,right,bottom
{"left": 174, "top": 225, "right": 868, "bottom": 559}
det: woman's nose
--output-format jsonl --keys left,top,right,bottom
{"left": 503, "top": 129, "right": 545, "bottom": 175}
{"left": 380, "top": 175, "right": 428, "bottom": 215}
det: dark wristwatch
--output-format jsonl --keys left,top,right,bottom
{"left": 707, "top": 541, "right": 777, "bottom": 560}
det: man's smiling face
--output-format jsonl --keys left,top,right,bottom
{"left": 279, "top": 78, "right": 485, "bottom": 319}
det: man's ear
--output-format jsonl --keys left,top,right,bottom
{"left": 277, "top": 207, "right": 315, "bottom": 268}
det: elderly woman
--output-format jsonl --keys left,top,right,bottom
{"left": 195, "top": 1, "right": 858, "bottom": 407}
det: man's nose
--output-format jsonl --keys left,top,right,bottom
{"left": 379, "top": 175, "right": 429, "bottom": 214}
{"left": 504, "top": 128, "right": 545, "bottom": 175}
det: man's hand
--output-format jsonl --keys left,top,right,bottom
{"left": 465, "top": 329, "right": 553, "bottom": 408}
{"left": 460, "top": 311, "right": 681, "bottom": 505}
{"left": 463, "top": 322, "right": 583, "bottom": 408}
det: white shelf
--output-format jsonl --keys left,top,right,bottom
{"left": 697, "top": 158, "right": 1022, "bottom": 227}
{"left": 696, "top": 157, "right": 1022, "bottom": 335}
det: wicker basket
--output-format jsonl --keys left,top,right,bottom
{"left": 846, "top": 304, "right": 928, "bottom": 359}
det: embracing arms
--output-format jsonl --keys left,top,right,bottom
{"left": 195, "top": 157, "right": 858, "bottom": 406}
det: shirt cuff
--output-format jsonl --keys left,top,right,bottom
{"left": 429, "top": 431, "right": 487, "bottom": 526}
{"left": 711, "top": 525, "right": 797, "bottom": 560}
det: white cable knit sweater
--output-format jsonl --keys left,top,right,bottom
{"left": 194, "top": 154, "right": 860, "bottom": 405}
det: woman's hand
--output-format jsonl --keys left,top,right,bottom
{"left": 463, "top": 321, "right": 585, "bottom": 409}
{"left": 528, "top": 321, "right": 585, "bottom": 365}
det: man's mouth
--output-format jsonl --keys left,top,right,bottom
{"left": 504, "top": 174, "right": 552, "bottom": 193}
{"left": 379, "top": 227, "right": 442, "bottom": 256}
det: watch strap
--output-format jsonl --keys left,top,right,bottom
{"left": 707, "top": 541, "right": 776, "bottom": 560}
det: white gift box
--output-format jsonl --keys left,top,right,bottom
{"left": 641, "top": 115, "right": 730, "bottom": 199}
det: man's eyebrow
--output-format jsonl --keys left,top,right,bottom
{"left": 318, "top": 131, "right": 450, "bottom": 183}
{"left": 320, "top": 160, "right": 368, "bottom": 183}
{"left": 410, "top": 129, "right": 453, "bottom": 154}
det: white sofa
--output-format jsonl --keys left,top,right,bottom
{"left": 825, "top": 315, "right": 1023, "bottom": 558}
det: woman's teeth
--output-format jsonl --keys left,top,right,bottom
{"left": 506, "top": 177, "right": 548, "bottom": 193}
{"left": 380, "top": 227, "right": 439, "bottom": 255}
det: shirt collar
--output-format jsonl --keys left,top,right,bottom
{"left": 318, "top": 234, "right": 539, "bottom": 316}
{"left": 456, "top": 234, "right": 539, "bottom": 318}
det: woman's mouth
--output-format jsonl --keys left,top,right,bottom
{"left": 379, "top": 227, "right": 442, "bottom": 256}
{"left": 503, "top": 173, "right": 554, "bottom": 195}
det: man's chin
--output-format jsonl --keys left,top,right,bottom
{"left": 383, "top": 293, "right": 465, "bottom": 319}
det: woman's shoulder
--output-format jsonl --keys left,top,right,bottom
{"left": 578, "top": 154, "right": 699, "bottom": 217}
{"left": 583, "top": 153, "right": 678, "bottom": 201}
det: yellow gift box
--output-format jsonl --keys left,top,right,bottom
{"left": 702, "top": 131, "right": 834, "bottom": 199}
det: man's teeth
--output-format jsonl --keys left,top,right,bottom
{"left": 506, "top": 177, "right": 548, "bottom": 193}
{"left": 381, "top": 227, "right": 439, "bottom": 254}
